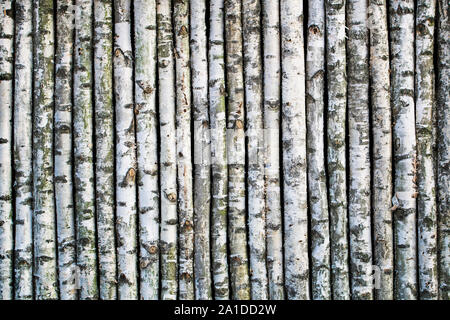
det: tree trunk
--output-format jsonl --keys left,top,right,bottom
{"left": 74, "top": 0, "right": 98, "bottom": 300}
{"left": 191, "top": 0, "right": 212, "bottom": 300}
{"left": 325, "top": 0, "right": 350, "bottom": 300}
{"left": 33, "top": 0, "right": 59, "bottom": 300}
{"left": 389, "top": 0, "right": 418, "bottom": 300}
{"left": 209, "top": 0, "right": 230, "bottom": 300}
{"left": 369, "top": 0, "right": 393, "bottom": 300}
{"left": 134, "top": 0, "right": 159, "bottom": 301}
{"left": 0, "top": 0, "right": 14, "bottom": 300}
{"left": 347, "top": 0, "right": 373, "bottom": 300}
{"left": 94, "top": 0, "right": 117, "bottom": 300}
{"left": 262, "top": 0, "right": 284, "bottom": 300}
{"left": 243, "top": 0, "right": 268, "bottom": 300}
{"left": 13, "top": 0, "right": 34, "bottom": 300}
{"left": 174, "top": 0, "right": 194, "bottom": 300}
{"left": 157, "top": 0, "right": 178, "bottom": 300}
{"left": 280, "top": 0, "right": 309, "bottom": 300}
{"left": 306, "top": 0, "right": 331, "bottom": 301}
{"left": 436, "top": 0, "right": 450, "bottom": 301}
{"left": 55, "top": 0, "right": 76, "bottom": 300}
{"left": 415, "top": 0, "right": 438, "bottom": 300}
{"left": 114, "top": 0, "right": 138, "bottom": 300}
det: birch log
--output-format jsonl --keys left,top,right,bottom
{"left": 0, "top": 0, "right": 14, "bottom": 300}
{"left": 389, "top": 0, "right": 418, "bottom": 300}
{"left": 306, "top": 0, "right": 331, "bottom": 300}
{"left": 263, "top": 0, "right": 284, "bottom": 300}
{"left": 225, "top": 0, "right": 250, "bottom": 300}
{"left": 134, "top": 0, "right": 159, "bottom": 300}
{"left": 74, "top": 0, "right": 98, "bottom": 300}
{"left": 437, "top": 0, "right": 450, "bottom": 301}
{"left": 243, "top": 0, "right": 268, "bottom": 300}
{"left": 325, "top": 0, "right": 350, "bottom": 300}
{"left": 14, "top": 0, "right": 34, "bottom": 300}
{"left": 157, "top": 0, "right": 178, "bottom": 300}
{"left": 55, "top": 0, "right": 76, "bottom": 300}
{"left": 280, "top": 0, "right": 309, "bottom": 300}
{"left": 347, "top": 0, "right": 373, "bottom": 300}
{"left": 94, "top": 0, "right": 117, "bottom": 300}
{"left": 415, "top": 0, "right": 438, "bottom": 300}
{"left": 369, "top": 0, "right": 393, "bottom": 300}
{"left": 191, "top": 0, "right": 212, "bottom": 300}
{"left": 209, "top": 0, "right": 230, "bottom": 300}
{"left": 114, "top": 0, "right": 138, "bottom": 300}
{"left": 174, "top": 0, "right": 194, "bottom": 300}
{"left": 33, "top": 0, "right": 58, "bottom": 299}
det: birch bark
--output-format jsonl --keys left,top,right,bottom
{"left": 415, "top": 0, "right": 438, "bottom": 300}
{"left": 306, "top": 0, "right": 331, "bottom": 300}
{"left": 0, "top": 0, "right": 14, "bottom": 300}
{"left": 281, "top": 0, "right": 309, "bottom": 300}
{"left": 347, "top": 0, "right": 373, "bottom": 300}
{"left": 389, "top": 0, "right": 418, "bottom": 300}
{"left": 14, "top": 0, "right": 34, "bottom": 300}
{"left": 209, "top": 0, "right": 230, "bottom": 300}
{"left": 94, "top": 0, "right": 117, "bottom": 300}
{"left": 74, "top": 0, "right": 98, "bottom": 299}
{"left": 114, "top": 0, "right": 138, "bottom": 300}
{"left": 243, "top": 0, "right": 268, "bottom": 300}
{"left": 134, "top": 0, "right": 159, "bottom": 301}
{"left": 325, "top": 0, "right": 350, "bottom": 300}
{"left": 436, "top": 0, "right": 450, "bottom": 301}
{"left": 369, "top": 0, "right": 393, "bottom": 300}
{"left": 55, "top": 0, "right": 76, "bottom": 300}
{"left": 262, "top": 0, "right": 284, "bottom": 300}
{"left": 174, "top": 0, "right": 194, "bottom": 300}
{"left": 33, "top": 0, "right": 59, "bottom": 299}
{"left": 191, "top": 0, "right": 212, "bottom": 300}
{"left": 157, "top": 0, "right": 178, "bottom": 300}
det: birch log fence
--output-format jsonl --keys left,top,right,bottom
{"left": 0, "top": 0, "right": 448, "bottom": 300}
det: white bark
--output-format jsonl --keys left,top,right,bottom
{"left": 389, "top": 0, "right": 418, "bottom": 300}
{"left": 157, "top": 0, "right": 178, "bottom": 300}
{"left": 134, "top": 0, "right": 159, "bottom": 301}
{"left": 262, "top": 0, "right": 284, "bottom": 300}
{"left": 306, "top": 0, "right": 331, "bottom": 300}
{"left": 209, "top": 0, "right": 230, "bottom": 300}
{"left": 114, "top": 0, "right": 138, "bottom": 300}
{"left": 13, "top": 0, "right": 34, "bottom": 300}
{"left": 55, "top": 0, "right": 76, "bottom": 300}
{"left": 280, "top": 0, "right": 309, "bottom": 300}
{"left": 0, "top": 0, "right": 14, "bottom": 300}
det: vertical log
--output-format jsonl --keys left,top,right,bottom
{"left": 243, "top": 0, "right": 268, "bottom": 300}
{"left": 347, "top": 0, "right": 373, "bottom": 300}
{"left": 369, "top": 0, "right": 393, "bottom": 300}
{"left": 55, "top": 0, "right": 76, "bottom": 300}
{"left": 280, "top": 0, "right": 310, "bottom": 300}
{"left": 389, "top": 0, "right": 418, "bottom": 300}
{"left": 114, "top": 0, "right": 138, "bottom": 300}
{"left": 209, "top": 0, "right": 230, "bottom": 300}
{"left": 33, "top": 0, "right": 58, "bottom": 299}
{"left": 14, "top": 0, "right": 34, "bottom": 300}
{"left": 262, "top": 0, "right": 284, "bottom": 300}
{"left": 415, "top": 0, "right": 438, "bottom": 300}
{"left": 306, "top": 0, "right": 331, "bottom": 300}
{"left": 0, "top": 0, "right": 14, "bottom": 300}
{"left": 174, "top": 0, "right": 194, "bottom": 300}
{"left": 157, "top": 0, "right": 178, "bottom": 300}
{"left": 191, "top": 0, "right": 212, "bottom": 300}
{"left": 134, "top": 0, "right": 159, "bottom": 300}
{"left": 74, "top": 0, "right": 98, "bottom": 300}
{"left": 94, "top": 0, "right": 117, "bottom": 300}
{"left": 325, "top": 0, "right": 350, "bottom": 300}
